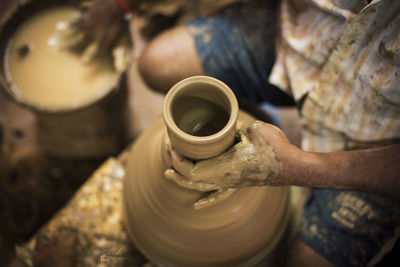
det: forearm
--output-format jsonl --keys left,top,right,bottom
{"left": 282, "top": 144, "right": 400, "bottom": 197}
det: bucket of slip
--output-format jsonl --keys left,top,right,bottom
{"left": 0, "top": 0, "right": 130, "bottom": 158}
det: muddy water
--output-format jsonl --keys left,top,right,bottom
{"left": 4, "top": 7, "right": 119, "bottom": 110}
{"left": 173, "top": 95, "right": 229, "bottom": 136}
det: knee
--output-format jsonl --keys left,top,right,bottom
{"left": 138, "top": 40, "right": 168, "bottom": 93}
{"left": 138, "top": 26, "right": 204, "bottom": 93}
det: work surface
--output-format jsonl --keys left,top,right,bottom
{"left": 10, "top": 155, "right": 149, "bottom": 266}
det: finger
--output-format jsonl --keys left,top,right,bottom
{"left": 112, "top": 45, "right": 131, "bottom": 72}
{"left": 53, "top": 20, "right": 88, "bottom": 51}
{"left": 170, "top": 149, "right": 195, "bottom": 178}
{"left": 245, "top": 121, "right": 269, "bottom": 146}
{"left": 98, "top": 22, "right": 127, "bottom": 52}
{"left": 81, "top": 42, "right": 99, "bottom": 64}
{"left": 244, "top": 121, "right": 262, "bottom": 137}
{"left": 163, "top": 134, "right": 171, "bottom": 152}
{"left": 238, "top": 130, "right": 250, "bottom": 145}
{"left": 194, "top": 188, "right": 237, "bottom": 210}
{"left": 62, "top": 31, "right": 93, "bottom": 53}
{"left": 164, "top": 169, "right": 220, "bottom": 192}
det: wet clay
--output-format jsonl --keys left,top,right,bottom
{"left": 167, "top": 124, "right": 281, "bottom": 191}
{"left": 124, "top": 76, "right": 290, "bottom": 266}
{"left": 4, "top": 7, "right": 120, "bottom": 110}
{"left": 123, "top": 114, "right": 290, "bottom": 266}
{"left": 173, "top": 95, "right": 229, "bottom": 136}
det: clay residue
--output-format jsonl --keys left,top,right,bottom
{"left": 167, "top": 122, "right": 281, "bottom": 190}
{"left": 331, "top": 193, "right": 376, "bottom": 229}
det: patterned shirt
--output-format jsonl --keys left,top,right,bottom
{"left": 269, "top": 0, "right": 400, "bottom": 152}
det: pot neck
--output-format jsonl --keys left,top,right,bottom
{"left": 163, "top": 76, "right": 239, "bottom": 160}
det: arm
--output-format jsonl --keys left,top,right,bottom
{"left": 284, "top": 143, "right": 400, "bottom": 197}
{"left": 166, "top": 121, "right": 400, "bottom": 200}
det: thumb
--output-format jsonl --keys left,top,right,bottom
{"left": 164, "top": 169, "right": 220, "bottom": 192}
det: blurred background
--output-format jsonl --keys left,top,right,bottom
{"left": 0, "top": 1, "right": 164, "bottom": 264}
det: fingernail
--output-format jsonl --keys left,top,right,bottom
{"left": 194, "top": 197, "right": 216, "bottom": 210}
{"left": 164, "top": 169, "right": 174, "bottom": 179}
{"left": 194, "top": 199, "right": 208, "bottom": 210}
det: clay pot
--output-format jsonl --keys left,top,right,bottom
{"left": 123, "top": 76, "right": 290, "bottom": 266}
{"left": 163, "top": 76, "right": 238, "bottom": 160}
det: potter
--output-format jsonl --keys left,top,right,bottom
{"left": 4, "top": 6, "right": 120, "bottom": 111}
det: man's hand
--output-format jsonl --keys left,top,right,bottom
{"left": 164, "top": 121, "right": 297, "bottom": 208}
{"left": 60, "top": 0, "right": 136, "bottom": 62}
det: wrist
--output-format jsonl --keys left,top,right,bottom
{"left": 285, "top": 149, "right": 348, "bottom": 189}
{"left": 278, "top": 146, "right": 314, "bottom": 186}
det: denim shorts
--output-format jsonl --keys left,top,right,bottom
{"left": 298, "top": 189, "right": 400, "bottom": 266}
{"left": 185, "top": 0, "right": 294, "bottom": 106}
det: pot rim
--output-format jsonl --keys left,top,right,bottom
{"left": 163, "top": 75, "right": 239, "bottom": 144}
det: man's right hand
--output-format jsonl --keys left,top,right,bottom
{"left": 164, "top": 121, "right": 300, "bottom": 208}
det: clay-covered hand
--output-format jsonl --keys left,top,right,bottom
{"left": 165, "top": 121, "right": 293, "bottom": 208}
{"left": 59, "top": 0, "right": 139, "bottom": 63}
